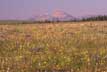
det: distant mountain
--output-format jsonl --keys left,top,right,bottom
{"left": 31, "top": 13, "right": 50, "bottom": 21}
{"left": 51, "top": 10, "right": 76, "bottom": 21}
{"left": 31, "top": 10, "right": 76, "bottom": 21}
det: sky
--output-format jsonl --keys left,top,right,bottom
{"left": 0, "top": 0, "right": 107, "bottom": 20}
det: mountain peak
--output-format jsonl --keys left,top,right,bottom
{"left": 52, "top": 10, "right": 67, "bottom": 18}
{"left": 32, "top": 11, "right": 76, "bottom": 21}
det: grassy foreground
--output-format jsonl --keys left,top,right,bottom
{"left": 0, "top": 21, "right": 107, "bottom": 72}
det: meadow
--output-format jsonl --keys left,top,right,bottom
{"left": 0, "top": 21, "right": 107, "bottom": 72}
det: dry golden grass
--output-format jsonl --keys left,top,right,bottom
{"left": 0, "top": 21, "right": 107, "bottom": 72}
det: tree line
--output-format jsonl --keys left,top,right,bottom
{"left": 80, "top": 15, "right": 107, "bottom": 21}
{"left": 38, "top": 15, "right": 107, "bottom": 23}
{"left": 1, "top": 15, "right": 107, "bottom": 24}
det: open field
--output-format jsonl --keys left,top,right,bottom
{"left": 0, "top": 21, "right": 107, "bottom": 72}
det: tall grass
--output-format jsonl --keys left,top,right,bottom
{"left": 0, "top": 21, "right": 107, "bottom": 72}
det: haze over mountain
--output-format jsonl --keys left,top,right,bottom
{"left": 32, "top": 10, "right": 76, "bottom": 21}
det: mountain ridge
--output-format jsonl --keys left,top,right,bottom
{"left": 32, "top": 10, "right": 76, "bottom": 21}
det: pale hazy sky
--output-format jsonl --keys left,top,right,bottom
{"left": 0, "top": 0, "right": 107, "bottom": 19}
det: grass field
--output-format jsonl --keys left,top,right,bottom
{"left": 0, "top": 21, "right": 107, "bottom": 72}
